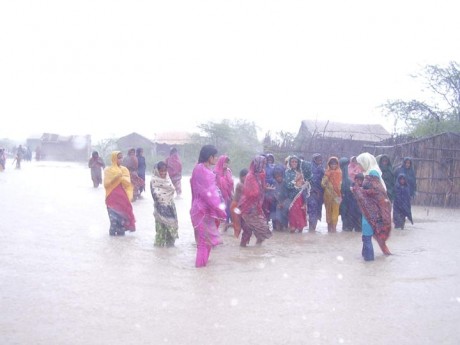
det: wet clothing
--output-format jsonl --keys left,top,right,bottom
{"left": 339, "top": 157, "right": 362, "bottom": 231}
{"left": 230, "top": 181, "right": 244, "bottom": 238}
{"left": 123, "top": 153, "right": 144, "bottom": 201}
{"left": 321, "top": 157, "right": 342, "bottom": 229}
{"left": 307, "top": 154, "right": 325, "bottom": 228}
{"left": 394, "top": 157, "right": 417, "bottom": 198}
{"left": 285, "top": 156, "right": 309, "bottom": 231}
{"left": 151, "top": 166, "right": 179, "bottom": 247}
{"left": 377, "top": 154, "right": 395, "bottom": 202}
{"left": 88, "top": 156, "right": 105, "bottom": 188}
{"left": 104, "top": 151, "right": 136, "bottom": 235}
{"left": 352, "top": 169, "right": 391, "bottom": 255}
{"left": 166, "top": 152, "right": 183, "bottom": 196}
{"left": 214, "top": 155, "right": 234, "bottom": 224}
{"left": 136, "top": 151, "right": 146, "bottom": 194}
{"left": 393, "top": 173, "right": 413, "bottom": 229}
{"left": 239, "top": 156, "right": 272, "bottom": 245}
{"left": 190, "top": 162, "right": 226, "bottom": 267}
{"left": 348, "top": 156, "right": 364, "bottom": 181}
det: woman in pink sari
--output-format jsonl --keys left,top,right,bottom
{"left": 190, "top": 145, "right": 227, "bottom": 268}
{"left": 214, "top": 155, "right": 234, "bottom": 230}
{"left": 166, "top": 147, "right": 183, "bottom": 197}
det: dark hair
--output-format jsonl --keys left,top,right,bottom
{"left": 170, "top": 147, "right": 178, "bottom": 155}
{"left": 239, "top": 168, "right": 249, "bottom": 178}
{"left": 91, "top": 151, "right": 99, "bottom": 158}
{"left": 136, "top": 148, "right": 143, "bottom": 156}
{"left": 198, "top": 145, "right": 218, "bottom": 163}
{"left": 156, "top": 161, "right": 167, "bottom": 170}
{"left": 355, "top": 173, "right": 364, "bottom": 180}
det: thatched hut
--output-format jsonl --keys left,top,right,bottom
{"left": 293, "top": 119, "right": 391, "bottom": 158}
{"left": 364, "top": 132, "right": 460, "bottom": 208}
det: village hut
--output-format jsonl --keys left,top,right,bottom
{"left": 117, "top": 132, "right": 155, "bottom": 157}
{"left": 364, "top": 132, "right": 460, "bottom": 208}
{"left": 37, "top": 133, "right": 91, "bottom": 161}
{"left": 293, "top": 119, "right": 391, "bottom": 159}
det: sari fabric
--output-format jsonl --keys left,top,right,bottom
{"left": 230, "top": 181, "right": 244, "bottom": 238}
{"left": 307, "top": 153, "right": 325, "bottom": 226}
{"left": 166, "top": 152, "right": 183, "bottom": 195}
{"left": 190, "top": 162, "right": 226, "bottom": 267}
{"left": 321, "top": 157, "right": 342, "bottom": 226}
{"left": 123, "top": 154, "right": 144, "bottom": 199}
{"left": 104, "top": 151, "right": 136, "bottom": 233}
{"left": 214, "top": 155, "right": 234, "bottom": 223}
{"left": 284, "top": 156, "right": 310, "bottom": 231}
{"left": 352, "top": 170, "right": 392, "bottom": 245}
{"left": 239, "top": 156, "right": 272, "bottom": 244}
{"left": 150, "top": 166, "right": 178, "bottom": 246}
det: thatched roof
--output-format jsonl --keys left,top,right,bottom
{"left": 299, "top": 120, "right": 391, "bottom": 142}
{"left": 154, "top": 131, "right": 193, "bottom": 145}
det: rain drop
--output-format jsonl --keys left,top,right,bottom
{"left": 230, "top": 298, "right": 238, "bottom": 306}
{"left": 337, "top": 274, "right": 343, "bottom": 280}
{"left": 233, "top": 207, "right": 241, "bottom": 215}
{"left": 336, "top": 255, "right": 344, "bottom": 261}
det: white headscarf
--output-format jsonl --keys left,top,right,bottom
{"left": 356, "top": 152, "right": 386, "bottom": 190}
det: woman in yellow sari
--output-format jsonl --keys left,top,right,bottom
{"left": 104, "top": 151, "right": 136, "bottom": 236}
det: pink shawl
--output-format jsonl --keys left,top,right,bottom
{"left": 214, "top": 155, "right": 234, "bottom": 203}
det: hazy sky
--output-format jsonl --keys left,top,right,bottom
{"left": 1, "top": 0, "right": 459, "bottom": 142}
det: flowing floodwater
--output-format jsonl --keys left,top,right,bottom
{"left": 1, "top": 161, "right": 459, "bottom": 344}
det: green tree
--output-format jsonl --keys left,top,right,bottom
{"left": 196, "top": 119, "right": 262, "bottom": 173}
{"left": 382, "top": 61, "right": 460, "bottom": 137}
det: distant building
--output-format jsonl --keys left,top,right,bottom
{"left": 153, "top": 131, "right": 193, "bottom": 157}
{"left": 117, "top": 132, "right": 155, "bottom": 157}
{"left": 27, "top": 133, "right": 91, "bottom": 161}
{"left": 295, "top": 119, "right": 391, "bottom": 158}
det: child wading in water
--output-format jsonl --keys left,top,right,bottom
{"left": 150, "top": 161, "right": 179, "bottom": 247}
{"left": 393, "top": 173, "right": 413, "bottom": 229}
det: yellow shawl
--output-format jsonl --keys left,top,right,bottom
{"left": 104, "top": 151, "right": 133, "bottom": 201}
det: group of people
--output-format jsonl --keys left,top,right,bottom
{"left": 93, "top": 147, "right": 182, "bottom": 242}
{"left": 96, "top": 144, "right": 417, "bottom": 268}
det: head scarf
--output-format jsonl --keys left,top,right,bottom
{"left": 356, "top": 152, "right": 386, "bottom": 190}
{"left": 238, "top": 155, "right": 266, "bottom": 215}
{"left": 104, "top": 151, "right": 133, "bottom": 200}
{"left": 214, "top": 155, "right": 234, "bottom": 202}
{"left": 324, "top": 156, "right": 342, "bottom": 196}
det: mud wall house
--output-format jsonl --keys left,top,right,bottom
{"left": 116, "top": 132, "right": 155, "bottom": 157}
{"left": 39, "top": 133, "right": 91, "bottom": 161}
{"left": 292, "top": 120, "right": 392, "bottom": 159}
{"left": 364, "top": 132, "right": 460, "bottom": 208}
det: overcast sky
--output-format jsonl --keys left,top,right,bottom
{"left": 1, "top": 0, "right": 459, "bottom": 142}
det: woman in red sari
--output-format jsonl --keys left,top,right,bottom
{"left": 104, "top": 151, "right": 136, "bottom": 236}
{"left": 238, "top": 155, "right": 272, "bottom": 246}
{"left": 284, "top": 156, "right": 310, "bottom": 233}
